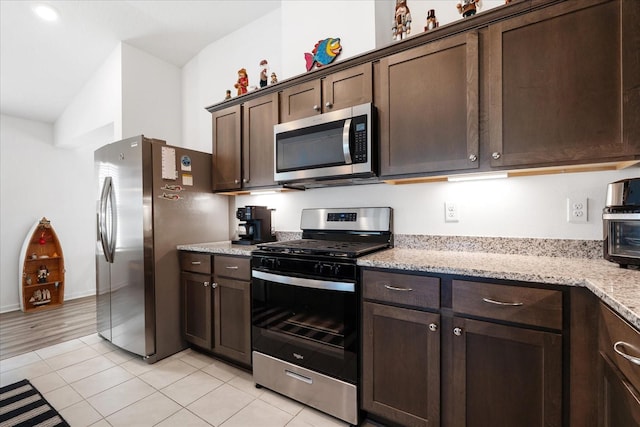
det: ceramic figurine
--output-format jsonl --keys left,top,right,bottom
{"left": 457, "top": 0, "right": 481, "bottom": 18}
{"left": 259, "top": 59, "right": 269, "bottom": 88}
{"left": 305, "top": 38, "right": 342, "bottom": 71}
{"left": 37, "top": 265, "right": 49, "bottom": 283}
{"left": 424, "top": 9, "right": 439, "bottom": 31}
{"left": 392, "top": 0, "right": 412, "bottom": 41}
{"left": 270, "top": 72, "right": 278, "bottom": 85}
{"left": 224, "top": 89, "right": 231, "bottom": 100}
{"left": 234, "top": 68, "right": 249, "bottom": 96}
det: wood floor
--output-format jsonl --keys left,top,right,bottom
{"left": 0, "top": 295, "right": 97, "bottom": 360}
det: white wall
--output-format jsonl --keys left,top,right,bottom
{"left": 121, "top": 43, "right": 182, "bottom": 146}
{"left": 1, "top": 115, "right": 96, "bottom": 313}
{"left": 54, "top": 44, "right": 122, "bottom": 148}
{"left": 236, "top": 167, "right": 640, "bottom": 240}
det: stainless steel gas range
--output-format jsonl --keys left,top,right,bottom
{"left": 251, "top": 207, "right": 393, "bottom": 425}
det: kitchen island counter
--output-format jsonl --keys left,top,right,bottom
{"left": 359, "top": 248, "right": 640, "bottom": 330}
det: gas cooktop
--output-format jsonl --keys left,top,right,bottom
{"left": 256, "top": 239, "right": 390, "bottom": 258}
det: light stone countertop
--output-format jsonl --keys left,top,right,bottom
{"left": 177, "top": 241, "right": 256, "bottom": 256}
{"left": 358, "top": 248, "right": 640, "bottom": 330}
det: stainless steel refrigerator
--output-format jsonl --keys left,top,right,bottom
{"left": 95, "top": 135, "right": 225, "bottom": 363}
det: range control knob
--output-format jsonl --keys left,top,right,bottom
{"left": 332, "top": 264, "right": 341, "bottom": 275}
{"left": 260, "top": 257, "right": 276, "bottom": 269}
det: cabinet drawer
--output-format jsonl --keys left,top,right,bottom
{"left": 179, "top": 252, "right": 212, "bottom": 275}
{"left": 214, "top": 255, "right": 250, "bottom": 280}
{"left": 600, "top": 302, "right": 640, "bottom": 392}
{"left": 452, "top": 280, "right": 562, "bottom": 329}
{"left": 363, "top": 270, "right": 440, "bottom": 310}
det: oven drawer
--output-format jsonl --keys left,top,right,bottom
{"left": 214, "top": 255, "right": 250, "bottom": 280}
{"left": 599, "top": 302, "right": 640, "bottom": 392}
{"left": 363, "top": 270, "right": 440, "bottom": 310}
{"left": 179, "top": 252, "right": 212, "bottom": 275}
{"left": 452, "top": 280, "right": 562, "bottom": 329}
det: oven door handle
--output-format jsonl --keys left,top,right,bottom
{"left": 252, "top": 270, "right": 355, "bottom": 293}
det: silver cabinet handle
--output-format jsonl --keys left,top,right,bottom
{"left": 313, "top": 104, "right": 320, "bottom": 112}
{"left": 203, "top": 281, "right": 209, "bottom": 287}
{"left": 482, "top": 297, "right": 524, "bottom": 307}
{"left": 234, "top": 179, "right": 240, "bottom": 184}
{"left": 191, "top": 261, "right": 202, "bottom": 265}
{"left": 243, "top": 178, "right": 249, "bottom": 183}
{"left": 325, "top": 101, "right": 333, "bottom": 108}
{"left": 285, "top": 369, "right": 313, "bottom": 384}
{"left": 469, "top": 154, "right": 478, "bottom": 162}
{"left": 212, "top": 282, "right": 218, "bottom": 289}
{"left": 225, "top": 265, "right": 239, "bottom": 270}
{"left": 453, "top": 327, "right": 463, "bottom": 336}
{"left": 384, "top": 284, "right": 413, "bottom": 292}
{"left": 614, "top": 341, "right": 640, "bottom": 365}
{"left": 492, "top": 152, "right": 501, "bottom": 160}
{"left": 429, "top": 323, "right": 438, "bottom": 332}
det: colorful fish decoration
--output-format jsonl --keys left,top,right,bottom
{"left": 304, "top": 37, "right": 342, "bottom": 71}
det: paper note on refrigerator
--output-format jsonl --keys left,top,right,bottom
{"left": 161, "top": 147, "right": 177, "bottom": 180}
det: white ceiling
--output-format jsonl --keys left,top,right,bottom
{"left": 0, "top": 0, "right": 281, "bottom": 123}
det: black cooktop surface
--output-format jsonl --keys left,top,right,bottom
{"left": 256, "top": 239, "right": 389, "bottom": 258}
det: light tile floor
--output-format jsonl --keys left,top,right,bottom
{"left": 0, "top": 334, "right": 351, "bottom": 427}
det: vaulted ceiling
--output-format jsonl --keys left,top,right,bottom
{"left": 0, "top": 1, "right": 281, "bottom": 123}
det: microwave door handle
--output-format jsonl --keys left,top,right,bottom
{"left": 342, "top": 118, "right": 352, "bottom": 164}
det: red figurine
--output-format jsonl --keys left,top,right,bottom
{"left": 234, "top": 68, "right": 248, "bottom": 96}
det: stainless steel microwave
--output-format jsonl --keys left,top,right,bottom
{"left": 274, "top": 103, "right": 375, "bottom": 184}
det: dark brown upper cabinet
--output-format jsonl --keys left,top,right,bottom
{"left": 280, "top": 63, "right": 372, "bottom": 123}
{"left": 378, "top": 32, "right": 480, "bottom": 178}
{"left": 488, "top": 0, "right": 639, "bottom": 168}
{"left": 212, "top": 104, "right": 242, "bottom": 192}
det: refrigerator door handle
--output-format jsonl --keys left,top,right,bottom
{"left": 99, "top": 177, "right": 117, "bottom": 263}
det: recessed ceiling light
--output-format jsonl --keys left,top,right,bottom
{"left": 32, "top": 4, "right": 59, "bottom": 22}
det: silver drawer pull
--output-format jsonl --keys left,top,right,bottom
{"left": 614, "top": 341, "right": 640, "bottom": 366}
{"left": 191, "top": 261, "right": 202, "bottom": 265}
{"left": 384, "top": 284, "right": 413, "bottom": 292}
{"left": 225, "top": 265, "right": 239, "bottom": 270}
{"left": 482, "top": 297, "right": 524, "bottom": 307}
{"left": 285, "top": 369, "right": 313, "bottom": 384}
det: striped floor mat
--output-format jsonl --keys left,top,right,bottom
{"left": 0, "top": 379, "right": 69, "bottom": 427}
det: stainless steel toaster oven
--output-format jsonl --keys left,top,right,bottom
{"left": 603, "top": 178, "right": 640, "bottom": 268}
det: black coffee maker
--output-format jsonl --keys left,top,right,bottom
{"left": 233, "top": 206, "right": 276, "bottom": 245}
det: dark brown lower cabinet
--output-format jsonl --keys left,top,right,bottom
{"left": 212, "top": 276, "right": 251, "bottom": 366}
{"left": 451, "top": 317, "right": 563, "bottom": 427}
{"left": 182, "top": 271, "right": 213, "bottom": 349}
{"left": 600, "top": 354, "right": 640, "bottom": 427}
{"left": 362, "top": 301, "right": 440, "bottom": 427}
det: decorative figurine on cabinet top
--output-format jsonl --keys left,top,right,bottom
{"left": 234, "top": 68, "right": 249, "bottom": 95}
{"left": 224, "top": 89, "right": 231, "bottom": 100}
{"left": 259, "top": 59, "right": 269, "bottom": 88}
{"left": 424, "top": 9, "right": 439, "bottom": 31}
{"left": 305, "top": 37, "right": 342, "bottom": 71}
{"left": 457, "top": 0, "right": 481, "bottom": 18}
{"left": 270, "top": 72, "right": 278, "bottom": 85}
{"left": 392, "top": 0, "right": 412, "bottom": 41}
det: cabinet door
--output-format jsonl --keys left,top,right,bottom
{"left": 488, "top": 0, "right": 628, "bottom": 167}
{"left": 280, "top": 80, "right": 321, "bottom": 122}
{"left": 322, "top": 63, "right": 372, "bottom": 112}
{"left": 362, "top": 302, "right": 440, "bottom": 427}
{"left": 212, "top": 104, "right": 242, "bottom": 191}
{"left": 599, "top": 353, "right": 640, "bottom": 427}
{"left": 182, "top": 272, "right": 212, "bottom": 349}
{"left": 452, "top": 317, "right": 562, "bottom": 427}
{"left": 213, "top": 277, "right": 251, "bottom": 366}
{"left": 379, "top": 32, "right": 479, "bottom": 177}
{"left": 242, "top": 93, "right": 279, "bottom": 189}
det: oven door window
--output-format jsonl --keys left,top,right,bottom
{"left": 252, "top": 275, "right": 358, "bottom": 384}
{"left": 276, "top": 120, "right": 351, "bottom": 172}
{"left": 609, "top": 220, "right": 640, "bottom": 257}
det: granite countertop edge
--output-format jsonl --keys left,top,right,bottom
{"left": 358, "top": 248, "right": 640, "bottom": 330}
{"left": 177, "top": 242, "right": 640, "bottom": 330}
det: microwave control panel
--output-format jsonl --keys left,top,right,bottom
{"left": 352, "top": 115, "right": 368, "bottom": 163}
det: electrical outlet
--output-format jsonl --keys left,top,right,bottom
{"left": 445, "top": 202, "right": 459, "bottom": 222}
{"left": 567, "top": 197, "right": 588, "bottom": 223}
